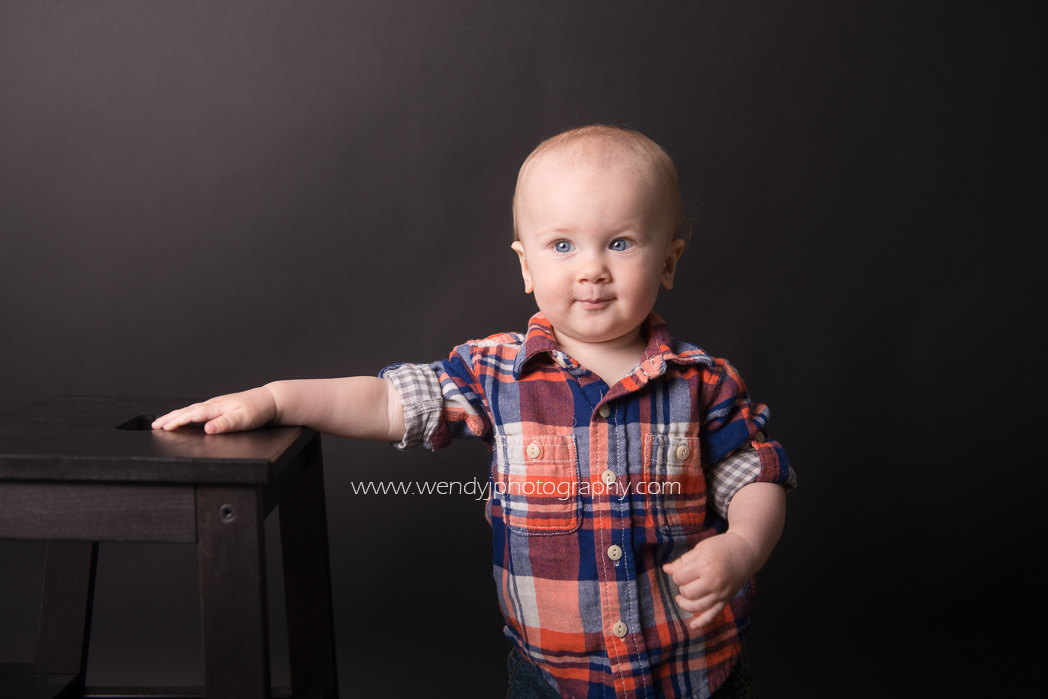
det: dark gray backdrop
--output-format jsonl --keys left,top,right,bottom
{"left": 1, "top": 2, "right": 1041, "bottom": 696}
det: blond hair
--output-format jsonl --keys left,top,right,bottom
{"left": 512, "top": 124, "right": 690, "bottom": 242}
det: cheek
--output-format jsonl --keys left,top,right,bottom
{"left": 532, "top": 279, "right": 566, "bottom": 306}
{"left": 530, "top": 263, "right": 569, "bottom": 289}
{"left": 622, "top": 260, "right": 664, "bottom": 293}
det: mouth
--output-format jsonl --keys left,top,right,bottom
{"left": 576, "top": 297, "right": 611, "bottom": 310}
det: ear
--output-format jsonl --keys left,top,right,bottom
{"left": 510, "top": 241, "right": 534, "bottom": 294}
{"left": 660, "top": 239, "right": 687, "bottom": 290}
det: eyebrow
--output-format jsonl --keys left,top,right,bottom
{"left": 531, "top": 223, "right": 650, "bottom": 239}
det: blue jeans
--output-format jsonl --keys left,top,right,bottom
{"left": 506, "top": 644, "right": 756, "bottom": 698}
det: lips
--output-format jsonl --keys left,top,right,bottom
{"left": 576, "top": 297, "right": 611, "bottom": 310}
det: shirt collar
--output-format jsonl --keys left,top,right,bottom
{"left": 513, "top": 312, "right": 712, "bottom": 380}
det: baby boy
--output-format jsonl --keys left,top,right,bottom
{"left": 153, "top": 125, "right": 795, "bottom": 698}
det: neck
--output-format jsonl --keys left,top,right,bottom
{"left": 552, "top": 327, "right": 648, "bottom": 386}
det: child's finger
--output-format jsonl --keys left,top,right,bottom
{"left": 675, "top": 591, "right": 716, "bottom": 615}
{"left": 204, "top": 409, "right": 243, "bottom": 434}
{"left": 152, "top": 409, "right": 186, "bottom": 430}
{"left": 687, "top": 601, "right": 727, "bottom": 631}
{"left": 663, "top": 550, "right": 692, "bottom": 574}
{"left": 154, "top": 402, "right": 222, "bottom": 431}
{"left": 151, "top": 408, "right": 188, "bottom": 429}
{"left": 204, "top": 415, "right": 229, "bottom": 434}
{"left": 663, "top": 552, "right": 700, "bottom": 584}
{"left": 676, "top": 576, "right": 712, "bottom": 602}
{"left": 164, "top": 406, "right": 205, "bottom": 430}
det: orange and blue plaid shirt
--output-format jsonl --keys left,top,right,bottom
{"left": 382, "top": 312, "right": 794, "bottom": 698}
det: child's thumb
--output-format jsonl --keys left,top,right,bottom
{"left": 663, "top": 549, "right": 694, "bottom": 575}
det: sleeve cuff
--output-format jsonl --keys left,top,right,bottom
{"left": 379, "top": 363, "right": 444, "bottom": 450}
{"left": 708, "top": 440, "right": 797, "bottom": 517}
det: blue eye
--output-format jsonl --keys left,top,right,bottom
{"left": 609, "top": 238, "right": 632, "bottom": 251}
{"left": 553, "top": 240, "right": 574, "bottom": 253}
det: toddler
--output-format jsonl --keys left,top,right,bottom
{"left": 153, "top": 124, "right": 796, "bottom": 698}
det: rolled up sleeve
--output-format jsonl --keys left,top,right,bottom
{"left": 379, "top": 362, "right": 444, "bottom": 450}
{"left": 703, "top": 360, "right": 796, "bottom": 515}
{"left": 707, "top": 439, "right": 797, "bottom": 517}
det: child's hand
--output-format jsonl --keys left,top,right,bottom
{"left": 662, "top": 532, "right": 759, "bottom": 632}
{"left": 151, "top": 387, "right": 278, "bottom": 434}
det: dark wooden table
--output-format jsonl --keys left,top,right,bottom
{"left": 0, "top": 396, "right": 338, "bottom": 699}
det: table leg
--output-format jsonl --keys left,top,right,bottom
{"left": 35, "top": 540, "right": 98, "bottom": 686}
{"left": 279, "top": 438, "right": 339, "bottom": 699}
{"left": 197, "top": 486, "right": 271, "bottom": 699}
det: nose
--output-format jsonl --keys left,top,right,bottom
{"left": 576, "top": 249, "right": 610, "bottom": 284}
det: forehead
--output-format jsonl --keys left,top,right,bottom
{"left": 522, "top": 137, "right": 658, "bottom": 184}
{"left": 514, "top": 169, "right": 668, "bottom": 252}
{"left": 512, "top": 129, "right": 682, "bottom": 242}
{"left": 517, "top": 144, "right": 662, "bottom": 214}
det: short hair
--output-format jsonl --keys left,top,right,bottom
{"left": 512, "top": 124, "right": 690, "bottom": 243}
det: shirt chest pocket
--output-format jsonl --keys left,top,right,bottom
{"left": 495, "top": 434, "right": 581, "bottom": 535}
{"left": 643, "top": 433, "right": 705, "bottom": 534}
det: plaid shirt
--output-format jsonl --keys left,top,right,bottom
{"left": 382, "top": 312, "right": 794, "bottom": 698}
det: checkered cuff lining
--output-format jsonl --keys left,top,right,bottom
{"left": 381, "top": 363, "right": 444, "bottom": 450}
{"left": 708, "top": 445, "right": 796, "bottom": 517}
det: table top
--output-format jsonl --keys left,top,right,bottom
{"left": 0, "top": 396, "right": 316, "bottom": 484}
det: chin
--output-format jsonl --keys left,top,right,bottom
{"left": 576, "top": 323, "right": 636, "bottom": 344}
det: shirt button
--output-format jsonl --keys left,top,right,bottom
{"left": 606, "top": 545, "right": 623, "bottom": 561}
{"left": 597, "top": 405, "right": 611, "bottom": 419}
{"left": 675, "top": 444, "right": 691, "bottom": 460}
{"left": 612, "top": 621, "right": 628, "bottom": 638}
{"left": 526, "top": 442, "right": 542, "bottom": 459}
{"left": 601, "top": 469, "right": 617, "bottom": 486}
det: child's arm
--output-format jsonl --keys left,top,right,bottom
{"left": 662, "top": 482, "right": 786, "bottom": 632}
{"left": 151, "top": 377, "right": 406, "bottom": 441}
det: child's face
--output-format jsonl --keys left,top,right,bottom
{"left": 511, "top": 151, "right": 685, "bottom": 350}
